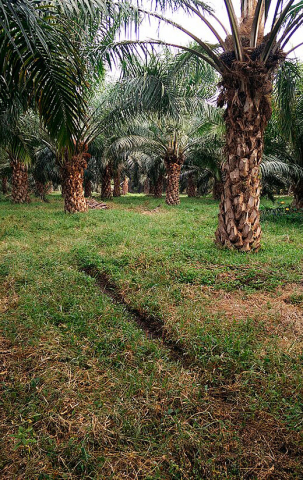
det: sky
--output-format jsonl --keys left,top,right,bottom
{"left": 117, "top": 0, "right": 303, "bottom": 62}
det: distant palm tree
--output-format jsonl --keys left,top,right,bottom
{"left": 0, "top": 108, "right": 42, "bottom": 203}
{"left": 109, "top": 52, "right": 216, "bottom": 204}
{"left": 274, "top": 61, "right": 303, "bottom": 207}
{"left": 127, "top": 151, "right": 165, "bottom": 198}
{"left": 33, "top": 146, "right": 61, "bottom": 202}
{"left": 119, "top": 111, "right": 222, "bottom": 204}
{"left": 181, "top": 106, "right": 225, "bottom": 199}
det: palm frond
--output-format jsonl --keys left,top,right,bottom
{"left": 261, "top": 156, "right": 303, "bottom": 180}
{"left": 224, "top": 0, "right": 243, "bottom": 61}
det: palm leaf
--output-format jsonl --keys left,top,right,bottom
{"left": 223, "top": 0, "right": 243, "bottom": 60}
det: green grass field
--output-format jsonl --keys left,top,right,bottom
{"left": 1, "top": 194, "right": 303, "bottom": 479}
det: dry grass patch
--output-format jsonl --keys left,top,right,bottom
{"left": 180, "top": 283, "right": 303, "bottom": 345}
{"left": 141, "top": 206, "right": 162, "bottom": 215}
{"left": 0, "top": 279, "right": 18, "bottom": 315}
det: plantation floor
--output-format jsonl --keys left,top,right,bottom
{"left": 0, "top": 194, "right": 303, "bottom": 479}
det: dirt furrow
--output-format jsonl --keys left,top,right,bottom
{"left": 81, "top": 267, "right": 194, "bottom": 369}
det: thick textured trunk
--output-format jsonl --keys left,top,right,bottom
{"left": 144, "top": 178, "right": 150, "bottom": 195}
{"left": 213, "top": 177, "right": 224, "bottom": 201}
{"left": 216, "top": 67, "right": 274, "bottom": 252}
{"left": 122, "top": 177, "right": 129, "bottom": 195}
{"left": 113, "top": 170, "right": 121, "bottom": 197}
{"left": 150, "top": 183, "right": 155, "bottom": 195}
{"left": 35, "top": 180, "right": 48, "bottom": 201}
{"left": 292, "top": 180, "right": 303, "bottom": 209}
{"left": 84, "top": 178, "right": 92, "bottom": 198}
{"left": 187, "top": 173, "right": 197, "bottom": 198}
{"left": 101, "top": 164, "right": 112, "bottom": 199}
{"left": 2, "top": 176, "right": 8, "bottom": 195}
{"left": 154, "top": 175, "right": 163, "bottom": 198}
{"left": 61, "top": 154, "right": 88, "bottom": 213}
{"left": 11, "top": 160, "right": 30, "bottom": 204}
{"left": 165, "top": 152, "right": 184, "bottom": 206}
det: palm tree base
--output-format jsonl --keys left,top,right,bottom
{"left": 61, "top": 155, "right": 88, "bottom": 214}
{"left": 187, "top": 173, "right": 197, "bottom": 198}
{"left": 165, "top": 154, "right": 183, "bottom": 206}
{"left": 35, "top": 180, "right": 49, "bottom": 202}
{"left": 11, "top": 160, "right": 30, "bottom": 204}
{"left": 122, "top": 177, "right": 129, "bottom": 195}
{"left": 113, "top": 171, "right": 121, "bottom": 197}
{"left": 154, "top": 176, "right": 163, "bottom": 198}
{"left": 292, "top": 181, "right": 303, "bottom": 209}
{"left": 101, "top": 165, "right": 112, "bottom": 200}
{"left": 84, "top": 179, "right": 92, "bottom": 198}
{"left": 144, "top": 178, "right": 150, "bottom": 195}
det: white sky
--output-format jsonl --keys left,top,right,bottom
{"left": 117, "top": 0, "right": 303, "bottom": 61}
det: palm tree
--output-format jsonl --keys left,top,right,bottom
{"left": 0, "top": 108, "right": 42, "bottom": 204}
{"left": 84, "top": 168, "right": 94, "bottom": 198}
{"left": 0, "top": 0, "right": 88, "bottom": 149}
{"left": 116, "top": 118, "right": 185, "bottom": 204}
{"left": 186, "top": 172, "right": 197, "bottom": 197}
{"left": 0, "top": 151, "right": 10, "bottom": 196}
{"left": 122, "top": 176, "right": 129, "bottom": 195}
{"left": 182, "top": 139, "right": 224, "bottom": 199}
{"left": 182, "top": 105, "right": 225, "bottom": 199}
{"left": 0, "top": 0, "right": 139, "bottom": 212}
{"left": 89, "top": 127, "right": 135, "bottom": 201}
{"left": 128, "top": 150, "right": 166, "bottom": 198}
{"left": 0, "top": 0, "right": 87, "bottom": 208}
{"left": 33, "top": 146, "right": 61, "bottom": 201}
{"left": 119, "top": 110, "right": 223, "bottom": 205}
{"left": 111, "top": 52, "right": 216, "bottom": 204}
{"left": 274, "top": 61, "right": 303, "bottom": 208}
{"left": 101, "top": 164, "right": 113, "bottom": 199}
{"left": 121, "top": 0, "right": 303, "bottom": 250}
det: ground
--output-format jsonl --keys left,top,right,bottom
{"left": 0, "top": 194, "right": 303, "bottom": 479}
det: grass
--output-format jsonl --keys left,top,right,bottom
{"left": 0, "top": 193, "right": 303, "bottom": 479}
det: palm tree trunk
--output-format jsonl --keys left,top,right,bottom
{"left": 84, "top": 178, "right": 92, "bottom": 198}
{"left": 292, "top": 180, "right": 303, "bottom": 209}
{"left": 35, "top": 180, "right": 48, "bottom": 201}
{"left": 187, "top": 173, "right": 196, "bottom": 198}
{"left": 213, "top": 177, "right": 223, "bottom": 200}
{"left": 61, "top": 154, "right": 88, "bottom": 213}
{"left": 113, "top": 170, "right": 121, "bottom": 197}
{"left": 165, "top": 152, "right": 184, "bottom": 205}
{"left": 154, "top": 175, "right": 163, "bottom": 198}
{"left": 144, "top": 178, "right": 150, "bottom": 194}
{"left": 216, "top": 70, "right": 273, "bottom": 252}
{"left": 101, "top": 164, "right": 112, "bottom": 199}
{"left": 11, "top": 159, "right": 30, "bottom": 204}
{"left": 2, "top": 176, "right": 8, "bottom": 195}
{"left": 122, "top": 177, "right": 129, "bottom": 195}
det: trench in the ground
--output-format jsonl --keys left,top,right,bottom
{"left": 81, "top": 266, "right": 194, "bottom": 369}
